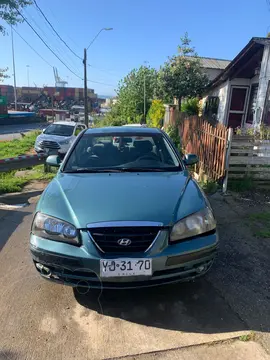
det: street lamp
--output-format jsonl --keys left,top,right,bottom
{"left": 26, "top": 65, "right": 30, "bottom": 87}
{"left": 83, "top": 27, "right": 113, "bottom": 126}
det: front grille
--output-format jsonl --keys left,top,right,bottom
{"left": 89, "top": 227, "right": 160, "bottom": 254}
{"left": 39, "top": 140, "right": 60, "bottom": 149}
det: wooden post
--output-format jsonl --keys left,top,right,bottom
{"left": 223, "top": 127, "right": 233, "bottom": 194}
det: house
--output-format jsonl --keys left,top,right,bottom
{"left": 190, "top": 56, "right": 231, "bottom": 81}
{"left": 202, "top": 37, "right": 270, "bottom": 128}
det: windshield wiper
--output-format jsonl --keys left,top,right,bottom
{"left": 64, "top": 167, "right": 182, "bottom": 173}
{"left": 116, "top": 167, "right": 179, "bottom": 172}
{"left": 64, "top": 168, "right": 125, "bottom": 173}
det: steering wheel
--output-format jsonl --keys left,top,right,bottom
{"left": 137, "top": 153, "right": 160, "bottom": 161}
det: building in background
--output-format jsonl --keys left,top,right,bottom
{"left": 0, "top": 85, "right": 97, "bottom": 104}
{"left": 188, "top": 56, "right": 231, "bottom": 82}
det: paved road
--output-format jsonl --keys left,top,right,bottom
{"left": 0, "top": 123, "right": 47, "bottom": 141}
{"left": 0, "top": 192, "right": 269, "bottom": 360}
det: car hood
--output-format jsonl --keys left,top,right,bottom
{"left": 36, "top": 134, "right": 72, "bottom": 143}
{"left": 37, "top": 171, "right": 206, "bottom": 228}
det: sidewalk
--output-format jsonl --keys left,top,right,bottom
{"left": 112, "top": 340, "right": 269, "bottom": 360}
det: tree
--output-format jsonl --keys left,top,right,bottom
{"left": 181, "top": 97, "right": 200, "bottom": 115}
{"left": 0, "top": 67, "right": 9, "bottom": 82}
{"left": 113, "top": 66, "right": 158, "bottom": 123}
{"left": 0, "top": 0, "right": 32, "bottom": 34}
{"left": 158, "top": 33, "right": 208, "bottom": 110}
{"left": 147, "top": 99, "right": 165, "bottom": 128}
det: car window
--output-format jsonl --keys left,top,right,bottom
{"left": 44, "top": 124, "right": 74, "bottom": 137}
{"left": 64, "top": 132, "right": 181, "bottom": 172}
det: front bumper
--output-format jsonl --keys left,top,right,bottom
{"left": 30, "top": 230, "right": 218, "bottom": 289}
{"left": 34, "top": 143, "right": 70, "bottom": 155}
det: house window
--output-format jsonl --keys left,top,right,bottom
{"left": 203, "top": 96, "right": 219, "bottom": 120}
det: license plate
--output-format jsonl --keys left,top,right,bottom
{"left": 100, "top": 258, "right": 152, "bottom": 277}
{"left": 44, "top": 148, "right": 58, "bottom": 155}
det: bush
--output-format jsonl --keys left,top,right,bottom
{"left": 166, "top": 124, "right": 182, "bottom": 154}
{"left": 228, "top": 176, "right": 255, "bottom": 192}
{"left": 235, "top": 124, "right": 270, "bottom": 140}
{"left": 181, "top": 97, "right": 200, "bottom": 115}
{"left": 146, "top": 100, "right": 165, "bottom": 128}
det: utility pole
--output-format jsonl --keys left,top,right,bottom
{"left": 11, "top": 26, "right": 17, "bottom": 111}
{"left": 51, "top": 95, "right": 54, "bottom": 122}
{"left": 26, "top": 65, "right": 30, "bottom": 87}
{"left": 83, "top": 48, "right": 88, "bottom": 127}
{"left": 83, "top": 28, "right": 113, "bottom": 127}
{"left": 143, "top": 70, "right": 146, "bottom": 123}
{"left": 143, "top": 61, "right": 148, "bottom": 124}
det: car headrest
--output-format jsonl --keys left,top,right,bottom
{"left": 133, "top": 140, "right": 153, "bottom": 153}
{"left": 92, "top": 144, "right": 105, "bottom": 157}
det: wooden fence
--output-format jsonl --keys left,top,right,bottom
{"left": 175, "top": 114, "right": 270, "bottom": 190}
{"left": 179, "top": 115, "right": 229, "bottom": 182}
{"left": 229, "top": 136, "right": 270, "bottom": 185}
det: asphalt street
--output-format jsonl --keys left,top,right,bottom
{"left": 0, "top": 123, "right": 47, "bottom": 141}
{"left": 0, "top": 192, "right": 269, "bottom": 360}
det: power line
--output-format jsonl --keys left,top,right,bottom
{"left": 88, "top": 63, "right": 120, "bottom": 78}
{"left": 87, "top": 79, "right": 115, "bottom": 87}
{"left": 22, "top": 8, "right": 78, "bottom": 73}
{"left": 33, "top": 0, "right": 82, "bottom": 61}
{"left": 12, "top": 26, "right": 54, "bottom": 68}
{"left": 17, "top": 10, "right": 83, "bottom": 80}
{"left": 28, "top": 7, "right": 82, "bottom": 73}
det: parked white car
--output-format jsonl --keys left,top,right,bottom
{"left": 35, "top": 121, "right": 86, "bottom": 155}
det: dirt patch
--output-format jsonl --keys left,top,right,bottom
{"left": 208, "top": 191, "right": 270, "bottom": 354}
{"left": 25, "top": 147, "right": 36, "bottom": 155}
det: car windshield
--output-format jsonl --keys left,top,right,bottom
{"left": 44, "top": 124, "right": 74, "bottom": 137}
{"left": 63, "top": 132, "right": 181, "bottom": 172}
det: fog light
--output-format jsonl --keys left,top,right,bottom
{"left": 196, "top": 265, "right": 206, "bottom": 273}
{"left": 36, "top": 263, "right": 51, "bottom": 276}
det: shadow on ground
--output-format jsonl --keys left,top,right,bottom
{"left": 0, "top": 207, "right": 31, "bottom": 251}
{"left": 74, "top": 193, "right": 270, "bottom": 345}
{"left": 74, "top": 276, "right": 247, "bottom": 334}
{"left": 0, "top": 350, "right": 20, "bottom": 360}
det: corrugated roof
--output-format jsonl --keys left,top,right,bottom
{"left": 187, "top": 56, "right": 231, "bottom": 69}
{"left": 208, "top": 37, "right": 270, "bottom": 89}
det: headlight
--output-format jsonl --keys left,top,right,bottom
{"left": 58, "top": 139, "right": 70, "bottom": 145}
{"left": 32, "top": 212, "right": 79, "bottom": 245}
{"left": 170, "top": 207, "right": 216, "bottom": 242}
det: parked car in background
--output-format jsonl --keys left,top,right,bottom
{"left": 30, "top": 126, "right": 218, "bottom": 289}
{"left": 34, "top": 121, "right": 86, "bottom": 155}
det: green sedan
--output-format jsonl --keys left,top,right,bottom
{"left": 30, "top": 126, "right": 218, "bottom": 289}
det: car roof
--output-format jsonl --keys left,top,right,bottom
{"left": 50, "top": 121, "right": 76, "bottom": 126}
{"left": 85, "top": 126, "right": 161, "bottom": 135}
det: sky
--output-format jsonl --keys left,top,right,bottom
{"left": 1, "top": 0, "right": 270, "bottom": 96}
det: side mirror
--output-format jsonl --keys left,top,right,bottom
{"left": 46, "top": 155, "right": 61, "bottom": 167}
{"left": 183, "top": 154, "right": 199, "bottom": 166}
{"left": 42, "top": 128, "right": 46, "bottom": 133}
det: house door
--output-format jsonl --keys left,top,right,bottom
{"left": 227, "top": 87, "right": 249, "bottom": 128}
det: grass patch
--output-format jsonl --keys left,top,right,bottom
{"left": 239, "top": 332, "right": 256, "bottom": 342}
{"left": 228, "top": 176, "right": 255, "bottom": 192}
{"left": 0, "top": 164, "right": 56, "bottom": 194}
{"left": 248, "top": 212, "right": 270, "bottom": 238}
{"left": 199, "top": 180, "right": 218, "bottom": 194}
{"left": 0, "top": 131, "right": 41, "bottom": 159}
